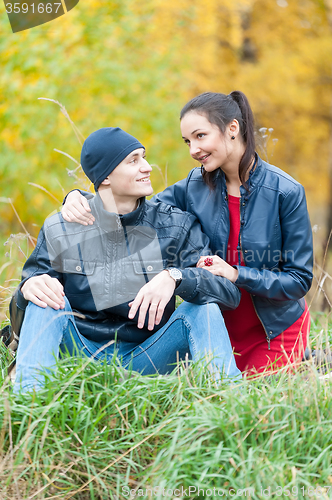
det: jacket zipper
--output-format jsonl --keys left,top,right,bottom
{"left": 250, "top": 295, "right": 271, "bottom": 350}
{"left": 239, "top": 231, "right": 244, "bottom": 265}
{"left": 238, "top": 197, "right": 243, "bottom": 266}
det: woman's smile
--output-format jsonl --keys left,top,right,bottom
{"left": 197, "top": 153, "right": 211, "bottom": 163}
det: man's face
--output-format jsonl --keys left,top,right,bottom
{"left": 106, "top": 148, "right": 153, "bottom": 200}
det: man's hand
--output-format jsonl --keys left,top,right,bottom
{"left": 61, "top": 190, "right": 95, "bottom": 226}
{"left": 196, "top": 255, "right": 239, "bottom": 283}
{"left": 128, "top": 270, "right": 176, "bottom": 331}
{"left": 21, "top": 275, "right": 65, "bottom": 310}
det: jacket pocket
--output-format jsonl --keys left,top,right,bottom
{"left": 132, "top": 259, "right": 165, "bottom": 276}
{"left": 62, "top": 259, "right": 96, "bottom": 275}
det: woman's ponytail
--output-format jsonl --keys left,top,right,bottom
{"left": 229, "top": 91, "right": 256, "bottom": 188}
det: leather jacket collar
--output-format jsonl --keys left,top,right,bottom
{"left": 90, "top": 192, "right": 146, "bottom": 232}
{"left": 216, "top": 153, "right": 265, "bottom": 198}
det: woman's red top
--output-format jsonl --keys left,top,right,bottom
{"left": 222, "top": 194, "right": 309, "bottom": 374}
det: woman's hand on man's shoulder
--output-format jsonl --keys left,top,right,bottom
{"left": 62, "top": 190, "right": 95, "bottom": 226}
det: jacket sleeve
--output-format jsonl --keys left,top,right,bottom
{"left": 235, "top": 184, "right": 313, "bottom": 300}
{"left": 62, "top": 189, "right": 94, "bottom": 204}
{"left": 9, "top": 225, "right": 63, "bottom": 336}
{"left": 64, "top": 174, "right": 192, "bottom": 211}
{"left": 151, "top": 175, "right": 191, "bottom": 211}
{"left": 168, "top": 213, "right": 241, "bottom": 310}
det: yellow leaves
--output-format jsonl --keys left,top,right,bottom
{"left": 1, "top": 128, "right": 22, "bottom": 149}
{"left": 0, "top": 0, "right": 331, "bottom": 234}
{"left": 84, "top": 0, "right": 100, "bottom": 9}
{"left": 32, "top": 192, "right": 46, "bottom": 209}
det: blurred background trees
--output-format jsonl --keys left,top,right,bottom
{"left": 1, "top": 0, "right": 332, "bottom": 313}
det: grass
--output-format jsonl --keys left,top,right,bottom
{"left": 1, "top": 235, "right": 332, "bottom": 499}
{"left": 0, "top": 315, "right": 332, "bottom": 499}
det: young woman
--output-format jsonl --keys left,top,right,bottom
{"left": 62, "top": 91, "right": 313, "bottom": 375}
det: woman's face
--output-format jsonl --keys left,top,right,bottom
{"left": 180, "top": 112, "right": 234, "bottom": 172}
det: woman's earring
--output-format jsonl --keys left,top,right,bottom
{"left": 231, "top": 136, "right": 235, "bottom": 140}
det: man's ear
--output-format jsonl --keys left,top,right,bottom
{"left": 100, "top": 176, "right": 111, "bottom": 186}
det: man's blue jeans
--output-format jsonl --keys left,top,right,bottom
{"left": 13, "top": 298, "right": 241, "bottom": 393}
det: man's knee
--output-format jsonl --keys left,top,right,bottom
{"left": 25, "top": 296, "right": 71, "bottom": 316}
{"left": 177, "top": 301, "right": 223, "bottom": 321}
{"left": 25, "top": 296, "right": 62, "bottom": 311}
{"left": 21, "top": 297, "right": 72, "bottom": 341}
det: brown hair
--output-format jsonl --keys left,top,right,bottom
{"left": 180, "top": 91, "right": 255, "bottom": 189}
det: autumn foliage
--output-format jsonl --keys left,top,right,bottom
{"left": 0, "top": 0, "right": 332, "bottom": 312}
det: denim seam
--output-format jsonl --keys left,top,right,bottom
{"left": 66, "top": 317, "right": 97, "bottom": 358}
{"left": 127, "top": 315, "right": 191, "bottom": 362}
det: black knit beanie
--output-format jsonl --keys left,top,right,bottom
{"left": 81, "top": 127, "right": 145, "bottom": 191}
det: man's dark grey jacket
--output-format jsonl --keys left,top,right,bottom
{"left": 10, "top": 194, "right": 241, "bottom": 343}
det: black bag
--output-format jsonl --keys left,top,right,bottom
{"left": 0, "top": 324, "right": 18, "bottom": 376}
{"left": 0, "top": 324, "right": 19, "bottom": 351}
{"left": 302, "top": 347, "right": 332, "bottom": 374}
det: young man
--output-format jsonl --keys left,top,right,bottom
{"left": 10, "top": 127, "right": 241, "bottom": 393}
